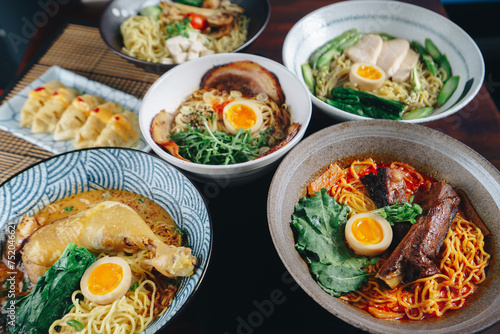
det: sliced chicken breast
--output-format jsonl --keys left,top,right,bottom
{"left": 392, "top": 48, "right": 420, "bottom": 83}
{"left": 345, "top": 34, "right": 383, "bottom": 65}
{"left": 376, "top": 39, "right": 410, "bottom": 78}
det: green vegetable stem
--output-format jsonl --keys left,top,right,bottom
{"left": 308, "top": 28, "right": 358, "bottom": 69}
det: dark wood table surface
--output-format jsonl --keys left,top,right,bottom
{"left": 2, "top": 0, "right": 500, "bottom": 333}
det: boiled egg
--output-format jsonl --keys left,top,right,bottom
{"left": 345, "top": 212, "right": 392, "bottom": 257}
{"left": 349, "top": 62, "right": 386, "bottom": 91}
{"left": 80, "top": 256, "right": 132, "bottom": 305}
{"left": 222, "top": 99, "right": 263, "bottom": 134}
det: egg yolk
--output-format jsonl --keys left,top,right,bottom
{"left": 357, "top": 65, "right": 383, "bottom": 80}
{"left": 87, "top": 263, "right": 124, "bottom": 296}
{"left": 226, "top": 104, "right": 257, "bottom": 130}
{"left": 351, "top": 217, "right": 384, "bottom": 245}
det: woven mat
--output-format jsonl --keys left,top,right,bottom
{"left": 0, "top": 23, "right": 160, "bottom": 184}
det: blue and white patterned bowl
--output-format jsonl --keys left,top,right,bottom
{"left": 282, "top": 1, "right": 485, "bottom": 123}
{"left": 0, "top": 148, "right": 212, "bottom": 333}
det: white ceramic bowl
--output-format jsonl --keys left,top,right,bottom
{"left": 0, "top": 148, "right": 212, "bottom": 333}
{"left": 139, "top": 53, "right": 312, "bottom": 185}
{"left": 282, "top": 1, "right": 485, "bottom": 123}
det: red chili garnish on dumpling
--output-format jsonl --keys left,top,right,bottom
{"left": 34, "top": 87, "right": 45, "bottom": 92}
{"left": 92, "top": 108, "right": 99, "bottom": 113}
{"left": 76, "top": 97, "right": 84, "bottom": 102}
{"left": 53, "top": 92, "right": 58, "bottom": 96}
{"left": 114, "top": 116, "right": 120, "bottom": 121}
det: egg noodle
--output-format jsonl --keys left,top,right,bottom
{"left": 49, "top": 221, "right": 182, "bottom": 333}
{"left": 313, "top": 53, "right": 445, "bottom": 113}
{"left": 327, "top": 159, "right": 490, "bottom": 319}
{"left": 171, "top": 88, "right": 290, "bottom": 145}
{"left": 121, "top": 16, "right": 169, "bottom": 63}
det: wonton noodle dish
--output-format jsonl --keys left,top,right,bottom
{"left": 291, "top": 158, "right": 490, "bottom": 320}
{"left": 150, "top": 60, "right": 300, "bottom": 165}
{"left": 0, "top": 190, "right": 196, "bottom": 333}
{"left": 301, "top": 29, "right": 460, "bottom": 120}
{"left": 120, "top": 0, "right": 249, "bottom": 65}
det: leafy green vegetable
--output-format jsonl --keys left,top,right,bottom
{"left": 327, "top": 87, "right": 405, "bottom": 120}
{"left": 67, "top": 319, "right": 84, "bottom": 332}
{"left": 170, "top": 121, "right": 270, "bottom": 165}
{"left": 10, "top": 243, "right": 97, "bottom": 334}
{"left": 165, "top": 17, "right": 192, "bottom": 39}
{"left": 291, "top": 188, "right": 375, "bottom": 296}
{"left": 373, "top": 196, "right": 423, "bottom": 225}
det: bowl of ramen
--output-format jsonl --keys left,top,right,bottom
{"left": 0, "top": 148, "right": 212, "bottom": 333}
{"left": 99, "top": 0, "right": 270, "bottom": 74}
{"left": 282, "top": 1, "right": 485, "bottom": 123}
{"left": 267, "top": 120, "right": 500, "bottom": 333}
{"left": 139, "top": 52, "right": 312, "bottom": 185}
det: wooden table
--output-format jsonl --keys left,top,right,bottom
{"left": 1, "top": 1, "right": 499, "bottom": 333}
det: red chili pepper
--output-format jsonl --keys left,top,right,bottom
{"left": 92, "top": 108, "right": 99, "bottom": 113}
{"left": 76, "top": 97, "right": 84, "bottom": 102}
{"left": 34, "top": 87, "right": 46, "bottom": 92}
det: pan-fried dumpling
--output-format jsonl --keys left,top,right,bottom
{"left": 74, "top": 101, "right": 123, "bottom": 149}
{"left": 53, "top": 94, "right": 105, "bottom": 141}
{"left": 94, "top": 110, "right": 140, "bottom": 148}
{"left": 31, "top": 87, "right": 80, "bottom": 134}
{"left": 20, "top": 81, "right": 66, "bottom": 127}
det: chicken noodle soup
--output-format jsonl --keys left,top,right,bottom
{"left": 1, "top": 190, "right": 196, "bottom": 333}
{"left": 292, "top": 159, "right": 490, "bottom": 320}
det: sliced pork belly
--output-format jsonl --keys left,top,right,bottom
{"left": 345, "top": 34, "right": 383, "bottom": 64}
{"left": 376, "top": 181, "right": 460, "bottom": 289}
{"left": 392, "top": 48, "right": 419, "bottom": 83}
{"left": 361, "top": 167, "right": 407, "bottom": 208}
{"left": 376, "top": 39, "right": 410, "bottom": 77}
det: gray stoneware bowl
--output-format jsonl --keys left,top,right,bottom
{"left": 282, "top": 1, "right": 484, "bottom": 123}
{"left": 267, "top": 120, "right": 500, "bottom": 334}
{"left": 99, "top": 0, "right": 270, "bottom": 74}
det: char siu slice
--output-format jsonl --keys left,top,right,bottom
{"left": 376, "top": 181, "right": 460, "bottom": 289}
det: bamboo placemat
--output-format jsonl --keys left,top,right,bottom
{"left": 0, "top": 23, "right": 161, "bottom": 184}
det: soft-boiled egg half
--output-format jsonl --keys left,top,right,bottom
{"left": 223, "top": 99, "right": 263, "bottom": 134}
{"left": 345, "top": 212, "right": 392, "bottom": 257}
{"left": 349, "top": 62, "right": 386, "bottom": 91}
{"left": 80, "top": 256, "right": 132, "bottom": 305}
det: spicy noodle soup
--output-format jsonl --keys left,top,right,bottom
{"left": 291, "top": 158, "right": 490, "bottom": 320}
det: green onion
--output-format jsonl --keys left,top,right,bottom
{"left": 67, "top": 319, "right": 84, "bottom": 332}
{"left": 64, "top": 206, "right": 74, "bottom": 212}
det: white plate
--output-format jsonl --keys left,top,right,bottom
{"left": 0, "top": 66, "right": 150, "bottom": 153}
